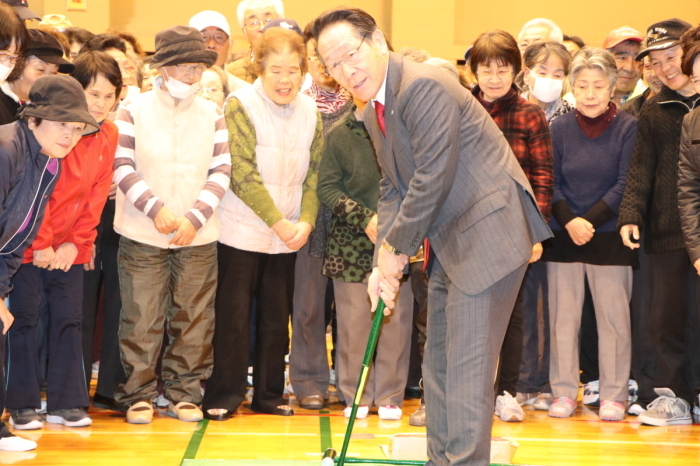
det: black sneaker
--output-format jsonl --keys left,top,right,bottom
{"left": 46, "top": 408, "right": 92, "bottom": 427}
{"left": 9, "top": 409, "right": 42, "bottom": 430}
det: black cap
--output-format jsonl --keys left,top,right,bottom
{"left": 149, "top": 26, "right": 218, "bottom": 69}
{"left": 636, "top": 18, "right": 693, "bottom": 60}
{"left": 262, "top": 18, "right": 303, "bottom": 37}
{"left": 24, "top": 29, "right": 74, "bottom": 74}
{"left": 1, "top": 0, "right": 39, "bottom": 21}
{"left": 18, "top": 75, "right": 99, "bottom": 136}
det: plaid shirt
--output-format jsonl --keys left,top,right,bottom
{"left": 473, "top": 85, "right": 554, "bottom": 220}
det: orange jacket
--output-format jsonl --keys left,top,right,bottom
{"left": 23, "top": 119, "right": 118, "bottom": 265}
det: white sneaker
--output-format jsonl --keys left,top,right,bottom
{"left": 533, "top": 392, "right": 554, "bottom": 411}
{"left": 582, "top": 380, "right": 599, "bottom": 407}
{"left": 548, "top": 397, "right": 577, "bottom": 418}
{"left": 0, "top": 435, "right": 37, "bottom": 452}
{"left": 599, "top": 400, "right": 626, "bottom": 421}
{"left": 628, "top": 402, "right": 646, "bottom": 416}
{"left": 638, "top": 388, "right": 691, "bottom": 426}
{"left": 329, "top": 369, "right": 336, "bottom": 387}
{"left": 343, "top": 405, "right": 369, "bottom": 419}
{"left": 378, "top": 405, "right": 402, "bottom": 420}
{"left": 495, "top": 391, "right": 524, "bottom": 422}
{"left": 693, "top": 404, "right": 700, "bottom": 424}
{"left": 154, "top": 394, "right": 170, "bottom": 408}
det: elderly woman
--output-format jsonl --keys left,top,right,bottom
{"left": 288, "top": 24, "right": 354, "bottom": 411}
{"left": 522, "top": 42, "right": 574, "bottom": 124}
{"left": 0, "top": 29, "right": 73, "bottom": 125}
{"left": 197, "top": 66, "right": 229, "bottom": 110}
{"left": 202, "top": 27, "right": 322, "bottom": 420}
{"left": 515, "top": 40, "right": 575, "bottom": 412}
{"left": 317, "top": 96, "right": 414, "bottom": 421}
{"left": 113, "top": 26, "right": 230, "bottom": 425}
{"left": 2, "top": 73, "right": 98, "bottom": 449}
{"left": 469, "top": 30, "right": 553, "bottom": 422}
{"left": 542, "top": 47, "right": 637, "bottom": 421}
{"left": 5, "top": 51, "right": 118, "bottom": 431}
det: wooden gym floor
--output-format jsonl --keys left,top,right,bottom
{"left": 4, "top": 380, "right": 699, "bottom": 466}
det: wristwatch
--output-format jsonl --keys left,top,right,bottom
{"left": 381, "top": 240, "right": 403, "bottom": 256}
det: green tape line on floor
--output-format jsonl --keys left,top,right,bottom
{"left": 320, "top": 410, "right": 332, "bottom": 452}
{"left": 181, "top": 419, "right": 209, "bottom": 464}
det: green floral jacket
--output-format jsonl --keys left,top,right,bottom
{"left": 317, "top": 110, "right": 381, "bottom": 282}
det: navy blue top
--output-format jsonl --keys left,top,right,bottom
{"left": 542, "top": 110, "right": 638, "bottom": 265}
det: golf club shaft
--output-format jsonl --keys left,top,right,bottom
{"left": 337, "top": 299, "right": 387, "bottom": 466}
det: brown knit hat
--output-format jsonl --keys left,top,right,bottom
{"left": 149, "top": 26, "right": 218, "bottom": 69}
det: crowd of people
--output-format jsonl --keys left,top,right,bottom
{"left": 0, "top": 0, "right": 699, "bottom": 462}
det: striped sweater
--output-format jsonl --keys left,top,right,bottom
{"left": 113, "top": 77, "right": 231, "bottom": 249}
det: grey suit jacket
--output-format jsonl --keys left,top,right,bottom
{"left": 366, "top": 53, "right": 552, "bottom": 295}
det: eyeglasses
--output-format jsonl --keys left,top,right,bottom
{"left": 245, "top": 18, "right": 272, "bottom": 29}
{"left": 176, "top": 64, "right": 206, "bottom": 75}
{"left": 202, "top": 33, "right": 228, "bottom": 45}
{"left": 0, "top": 53, "right": 19, "bottom": 65}
{"left": 197, "top": 86, "right": 223, "bottom": 95}
{"left": 476, "top": 69, "right": 512, "bottom": 80}
{"left": 324, "top": 35, "right": 366, "bottom": 78}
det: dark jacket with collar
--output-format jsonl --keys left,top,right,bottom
{"left": 678, "top": 107, "right": 700, "bottom": 263}
{"left": 0, "top": 119, "right": 61, "bottom": 295}
{"left": 617, "top": 85, "right": 700, "bottom": 253}
{"left": 621, "top": 87, "right": 653, "bottom": 120}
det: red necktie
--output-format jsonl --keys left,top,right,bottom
{"left": 375, "top": 101, "right": 386, "bottom": 136}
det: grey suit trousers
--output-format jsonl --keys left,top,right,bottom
{"left": 289, "top": 242, "right": 330, "bottom": 400}
{"left": 424, "top": 257, "right": 527, "bottom": 466}
{"left": 334, "top": 278, "right": 413, "bottom": 407}
{"left": 548, "top": 262, "right": 632, "bottom": 402}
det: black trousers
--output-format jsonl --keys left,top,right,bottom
{"left": 407, "top": 262, "right": 429, "bottom": 389}
{"left": 82, "top": 200, "right": 126, "bottom": 399}
{"left": 7, "top": 263, "right": 89, "bottom": 411}
{"left": 643, "top": 249, "right": 699, "bottom": 404}
{"left": 497, "top": 265, "right": 527, "bottom": 397}
{"left": 630, "top": 240, "right": 656, "bottom": 405}
{"left": 203, "top": 244, "right": 296, "bottom": 414}
{"left": 0, "top": 318, "right": 11, "bottom": 437}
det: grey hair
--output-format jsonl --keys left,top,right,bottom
{"left": 569, "top": 47, "right": 618, "bottom": 89}
{"left": 237, "top": 0, "right": 284, "bottom": 29}
{"left": 518, "top": 18, "right": 563, "bottom": 44}
{"left": 399, "top": 47, "right": 432, "bottom": 63}
{"left": 424, "top": 57, "right": 460, "bottom": 82}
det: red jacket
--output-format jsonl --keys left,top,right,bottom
{"left": 23, "top": 119, "right": 118, "bottom": 265}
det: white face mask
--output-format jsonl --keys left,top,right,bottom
{"left": 531, "top": 76, "right": 564, "bottom": 103}
{"left": 163, "top": 70, "right": 200, "bottom": 100}
{"left": 0, "top": 62, "right": 14, "bottom": 82}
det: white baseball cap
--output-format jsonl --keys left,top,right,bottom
{"left": 189, "top": 10, "right": 231, "bottom": 37}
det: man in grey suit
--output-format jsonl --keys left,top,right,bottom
{"left": 313, "top": 8, "right": 551, "bottom": 466}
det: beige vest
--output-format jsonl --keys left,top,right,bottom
{"left": 218, "top": 83, "right": 317, "bottom": 253}
{"left": 114, "top": 82, "right": 221, "bottom": 249}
